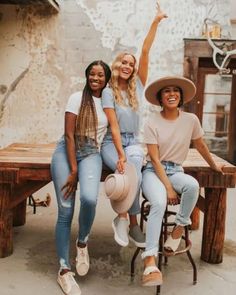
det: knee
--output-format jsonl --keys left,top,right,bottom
{"left": 126, "top": 148, "right": 144, "bottom": 171}
{"left": 144, "top": 190, "right": 167, "bottom": 214}
{"left": 58, "top": 206, "right": 73, "bottom": 224}
{"left": 80, "top": 195, "right": 97, "bottom": 209}
{"left": 184, "top": 179, "right": 199, "bottom": 196}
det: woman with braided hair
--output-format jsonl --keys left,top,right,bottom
{"left": 51, "top": 60, "right": 111, "bottom": 295}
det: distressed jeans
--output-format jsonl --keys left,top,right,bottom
{"left": 101, "top": 132, "right": 144, "bottom": 215}
{"left": 141, "top": 161, "right": 199, "bottom": 259}
{"left": 51, "top": 137, "right": 102, "bottom": 270}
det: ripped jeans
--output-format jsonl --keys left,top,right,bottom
{"left": 101, "top": 132, "right": 144, "bottom": 215}
{"left": 51, "top": 136, "right": 102, "bottom": 270}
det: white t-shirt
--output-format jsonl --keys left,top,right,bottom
{"left": 65, "top": 91, "right": 108, "bottom": 146}
{"left": 143, "top": 111, "right": 204, "bottom": 165}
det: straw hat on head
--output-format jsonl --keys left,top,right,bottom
{"left": 104, "top": 163, "right": 138, "bottom": 214}
{"left": 145, "top": 76, "right": 196, "bottom": 106}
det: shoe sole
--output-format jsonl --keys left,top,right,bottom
{"left": 142, "top": 279, "right": 163, "bottom": 287}
{"left": 76, "top": 262, "right": 89, "bottom": 276}
{"left": 57, "top": 278, "right": 82, "bottom": 295}
{"left": 112, "top": 221, "right": 129, "bottom": 247}
{"left": 142, "top": 273, "right": 163, "bottom": 287}
{"left": 129, "top": 236, "right": 146, "bottom": 248}
{"left": 57, "top": 279, "right": 68, "bottom": 295}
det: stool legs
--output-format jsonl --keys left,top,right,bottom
{"left": 130, "top": 201, "right": 198, "bottom": 293}
{"left": 184, "top": 227, "right": 197, "bottom": 284}
{"left": 131, "top": 247, "right": 141, "bottom": 281}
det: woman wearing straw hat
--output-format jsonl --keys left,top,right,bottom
{"left": 141, "top": 76, "right": 224, "bottom": 286}
{"left": 101, "top": 2, "right": 167, "bottom": 249}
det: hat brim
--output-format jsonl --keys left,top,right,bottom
{"left": 145, "top": 76, "right": 196, "bottom": 106}
{"left": 109, "top": 163, "right": 138, "bottom": 214}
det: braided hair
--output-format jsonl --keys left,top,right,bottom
{"left": 76, "top": 60, "right": 111, "bottom": 147}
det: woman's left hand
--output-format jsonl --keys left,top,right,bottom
{"left": 212, "top": 163, "right": 225, "bottom": 174}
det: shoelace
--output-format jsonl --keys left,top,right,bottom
{"left": 78, "top": 248, "right": 86, "bottom": 257}
{"left": 64, "top": 272, "right": 76, "bottom": 286}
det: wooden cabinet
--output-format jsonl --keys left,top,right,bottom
{"left": 184, "top": 38, "right": 236, "bottom": 164}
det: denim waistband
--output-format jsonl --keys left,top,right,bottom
{"left": 145, "top": 160, "right": 183, "bottom": 175}
{"left": 120, "top": 132, "right": 135, "bottom": 136}
{"left": 161, "top": 161, "right": 180, "bottom": 167}
{"left": 103, "top": 132, "right": 137, "bottom": 147}
{"left": 57, "top": 136, "right": 99, "bottom": 161}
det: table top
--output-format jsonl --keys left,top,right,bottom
{"left": 0, "top": 143, "right": 55, "bottom": 168}
{"left": 0, "top": 142, "right": 236, "bottom": 173}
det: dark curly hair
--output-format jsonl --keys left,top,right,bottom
{"left": 156, "top": 87, "right": 183, "bottom": 107}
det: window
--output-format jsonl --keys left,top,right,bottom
{"left": 202, "top": 74, "right": 232, "bottom": 156}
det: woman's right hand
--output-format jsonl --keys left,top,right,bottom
{"left": 116, "top": 154, "right": 127, "bottom": 174}
{"left": 167, "top": 188, "right": 179, "bottom": 206}
{"left": 61, "top": 171, "right": 78, "bottom": 199}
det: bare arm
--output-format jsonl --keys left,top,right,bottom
{"left": 61, "top": 112, "right": 78, "bottom": 199}
{"left": 104, "top": 108, "right": 126, "bottom": 173}
{"left": 137, "top": 2, "right": 167, "bottom": 85}
{"left": 147, "top": 144, "right": 179, "bottom": 205}
{"left": 192, "top": 137, "right": 224, "bottom": 173}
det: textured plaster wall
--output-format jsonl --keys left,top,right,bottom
{"left": 0, "top": 0, "right": 231, "bottom": 148}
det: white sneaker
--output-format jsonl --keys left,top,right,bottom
{"left": 57, "top": 271, "right": 81, "bottom": 295}
{"left": 76, "top": 242, "right": 90, "bottom": 276}
{"left": 112, "top": 216, "right": 129, "bottom": 247}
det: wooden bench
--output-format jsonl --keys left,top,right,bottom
{"left": 0, "top": 143, "right": 236, "bottom": 263}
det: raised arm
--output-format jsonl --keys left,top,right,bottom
{"left": 103, "top": 108, "right": 126, "bottom": 173}
{"left": 137, "top": 2, "right": 167, "bottom": 85}
{"left": 192, "top": 137, "right": 224, "bottom": 173}
{"left": 147, "top": 143, "right": 179, "bottom": 205}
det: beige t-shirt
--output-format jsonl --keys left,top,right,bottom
{"left": 143, "top": 111, "right": 204, "bottom": 165}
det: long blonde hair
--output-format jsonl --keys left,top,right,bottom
{"left": 110, "top": 53, "right": 138, "bottom": 111}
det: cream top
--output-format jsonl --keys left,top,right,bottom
{"left": 143, "top": 111, "right": 204, "bottom": 164}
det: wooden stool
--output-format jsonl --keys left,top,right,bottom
{"left": 130, "top": 193, "right": 197, "bottom": 294}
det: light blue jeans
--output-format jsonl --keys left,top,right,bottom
{"left": 141, "top": 161, "right": 199, "bottom": 259}
{"left": 101, "top": 132, "right": 144, "bottom": 215}
{"left": 51, "top": 137, "right": 102, "bottom": 270}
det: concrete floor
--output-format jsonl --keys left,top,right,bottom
{"left": 1, "top": 183, "right": 236, "bottom": 295}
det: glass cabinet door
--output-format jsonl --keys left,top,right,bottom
{"left": 202, "top": 74, "right": 232, "bottom": 158}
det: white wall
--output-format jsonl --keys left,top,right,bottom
{"left": 0, "top": 0, "right": 232, "bottom": 148}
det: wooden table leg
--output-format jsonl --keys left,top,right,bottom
{"left": 201, "top": 188, "right": 226, "bottom": 263}
{"left": 0, "top": 183, "right": 13, "bottom": 258}
{"left": 0, "top": 168, "right": 19, "bottom": 257}
{"left": 190, "top": 207, "right": 200, "bottom": 230}
{"left": 13, "top": 199, "right": 27, "bottom": 226}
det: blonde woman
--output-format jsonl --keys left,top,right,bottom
{"left": 101, "top": 3, "right": 167, "bottom": 247}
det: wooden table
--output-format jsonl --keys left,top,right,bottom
{"left": 0, "top": 143, "right": 235, "bottom": 263}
